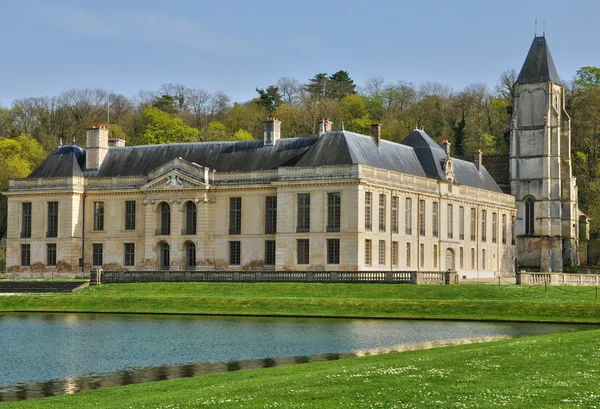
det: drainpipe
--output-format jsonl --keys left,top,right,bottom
{"left": 417, "top": 193, "right": 421, "bottom": 273}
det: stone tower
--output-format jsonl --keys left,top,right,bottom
{"left": 510, "top": 36, "right": 579, "bottom": 272}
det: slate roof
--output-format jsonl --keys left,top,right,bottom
{"left": 516, "top": 36, "right": 561, "bottom": 85}
{"left": 27, "top": 130, "right": 503, "bottom": 193}
{"left": 28, "top": 145, "right": 85, "bottom": 178}
{"left": 400, "top": 130, "right": 501, "bottom": 192}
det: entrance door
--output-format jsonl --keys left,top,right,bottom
{"left": 446, "top": 248, "right": 455, "bottom": 271}
{"left": 160, "top": 242, "right": 170, "bottom": 270}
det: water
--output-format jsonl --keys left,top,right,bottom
{"left": 0, "top": 313, "right": 591, "bottom": 402}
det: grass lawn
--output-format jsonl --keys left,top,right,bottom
{"left": 1, "top": 282, "right": 600, "bottom": 323}
{"left": 2, "top": 327, "right": 599, "bottom": 408}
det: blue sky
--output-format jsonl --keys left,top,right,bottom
{"left": 1, "top": 0, "right": 598, "bottom": 106}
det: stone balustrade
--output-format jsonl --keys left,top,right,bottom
{"left": 98, "top": 270, "right": 458, "bottom": 285}
{"left": 518, "top": 271, "right": 600, "bottom": 286}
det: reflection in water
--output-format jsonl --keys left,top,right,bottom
{"left": 0, "top": 351, "right": 359, "bottom": 402}
{"left": 0, "top": 312, "right": 594, "bottom": 403}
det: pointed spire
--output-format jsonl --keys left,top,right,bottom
{"left": 516, "top": 36, "right": 561, "bottom": 85}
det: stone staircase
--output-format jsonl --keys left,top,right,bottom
{"left": 0, "top": 281, "right": 87, "bottom": 293}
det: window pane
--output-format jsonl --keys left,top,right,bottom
{"left": 93, "top": 202, "right": 104, "bottom": 231}
{"left": 265, "top": 240, "right": 276, "bottom": 265}
{"left": 379, "top": 195, "right": 386, "bottom": 232}
{"left": 391, "top": 196, "right": 398, "bottom": 233}
{"left": 419, "top": 200, "right": 425, "bottom": 236}
{"left": 378, "top": 240, "right": 386, "bottom": 265}
{"left": 365, "top": 239, "right": 372, "bottom": 266}
{"left": 297, "top": 239, "right": 309, "bottom": 264}
{"left": 47, "top": 244, "right": 57, "bottom": 266}
{"left": 92, "top": 243, "right": 103, "bottom": 267}
{"left": 405, "top": 198, "right": 412, "bottom": 235}
{"left": 327, "top": 193, "right": 341, "bottom": 232}
{"left": 327, "top": 239, "right": 340, "bottom": 264}
{"left": 47, "top": 202, "right": 58, "bottom": 238}
{"left": 229, "top": 241, "right": 241, "bottom": 265}
{"left": 21, "top": 244, "right": 30, "bottom": 266}
{"left": 125, "top": 201, "right": 136, "bottom": 230}
{"left": 297, "top": 194, "right": 310, "bottom": 233}
{"left": 229, "top": 198, "right": 242, "bottom": 235}
{"left": 265, "top": 196, "right": 277, "bottom": 234}
{"left": 432, "top": 202, "right": 439, "bottom": 238}
{"left": 21, "top": 203, "right": 32, "bottom": 238}
{"left": 124, "top": 243, "right": 135, "bottom": 267}
{"left": 365, "top": 192, "right": 372, "bottom": 230}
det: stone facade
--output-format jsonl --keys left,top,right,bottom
{"left": 510, "top": 36, "right": 579, "bottom": 272}
{"left": 4, "top": 124, "right": 516, "bottom": 278}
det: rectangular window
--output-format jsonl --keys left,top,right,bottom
{"left": 327, "top": 192, "right": 341, "bottom": 232}
{"left": 459, "top": 206, "right": 465, "bottom": 240}
{"left": 229, "top": 197, "right": 242, "bottom": 235}
{"left": 297, "top": 193, "right": 310, "bottom": 233}
{"left": 21, "top": 203, "right": 32, "bottom": 238}
{"left": 459, "top": 247, "right": 464, "bottom": 269}
{"left": 93, "top": 202, "right": 104, "bottom": 231}
{"left": 125, "top": 200, "right": 136, "bottom": 230}
{"left": 47, "top": 243, "right": 57, "bottom": 266}
{"left": 482, "top": 249, "right": 486, "bottom": 270}
{"left": 379, "top": 194, "right": 386, "bottom": 232}
{"left": 229, "top": 241, "right": 241, "bottom": 265}
{"left": 47, "top": 201, "right": 58, "bottom": 238}
{"left": 265, "top": 196, "right": 277, "bottom": 234}
{"left": 21, "top": 244, "right": 31, "bottom": 266}
{"left": 419, "top": 200, "right": 426, "bottom": 236}
{"left": 365, "top": 192, "right": 372, "bottom": 231}
{"left": 471, "top": 248, "right": 475, "bottom": 269}
{"left": 264, "top": 240, "right": 276, "bottom": 265}
{"left": 124, "top": 243, "right": 135, "bottom": 267}
{"left": 492, "top": 212, "right": 497, "bottom": 243}
{"left": 433, "top": 245, "right": 438, "bottom": 268}
{"left": 511, "top": 216, "right": 516, "bottom": 245}
{"left": 470, "top": 208, "right": 476, "bottom": 241}
{"left": 92, "top": 243, "right": 103, "bottom": 267}
{"left": 392, "top": 241, "right": 399, "bottom": 266}
{"left": 297, "top": 239, "right": 310, "bottom": 265}
{"left": 378, "top": 240, "right": 386, "bottom": 266}
{"left": 432, "top": 202, "right": 439, "bottom": 238}
{"left": 481, "top": 210, "right": 487, "bottom": 242}
{"left": 420, "top": 243, "right": 425, "bottom": 267}
{"left": 406, "top": 243, "right": 411, "bottom": 267}
{"left": 447, "top": 204, "right": 453, "bottom": 239}
{"left": 391, "top": 196, "right": 398, "bottom": 233}
{"left": 327, "top": 239, "right": 340, "bottom": 264}
{"left": 365, "top": 239, "right": 372, "bottom": 266}
{"left": 405, "top": 198, "right": 412, "bottom": 235}
{"left": 502, "top": 214, "right": 507, "bottom": 244}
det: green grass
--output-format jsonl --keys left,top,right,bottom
{"left": 1, "top": 282, "right": 600, "bottom": 323}
{"left": 3, "top": 328, "right": 600, "bottom": 408}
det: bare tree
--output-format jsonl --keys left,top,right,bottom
{"left": 276, "top": 77, "right": 301, "bottom": 105}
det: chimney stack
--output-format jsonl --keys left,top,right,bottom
{"left": 86, "top": 125, "right": 109, "bottom": 170}
{"left": 318, "top": 118, "right": 333, "bottom": 136}
{"left": 442, "top": 139, "right": 451, "bottom": 156}
{"left": 263, "top": 117, "right": 281, "bottom": 146}
{"left": 474, "top": 149, "right": 483, "bottom": 172}
{"left": 371, "top": 124, "right": 381, "bottom": 148}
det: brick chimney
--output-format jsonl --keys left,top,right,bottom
{"left": 371, "top": 124, "right": 381, "bottom": 148}
{"left": 263, "top": 117, "right": 281, "bottom": 146}
{"left": 318, "top": 118, "right": 333, "bottom": 136}
{"left": 442, "top": 139, "right": 451, "bottom": 156}
{"left": 86, "top": 125, "right": 109, "bottom": 170}
{"left": 474, "top": 149, "right": 483, "bottom": 172}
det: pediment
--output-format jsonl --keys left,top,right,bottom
{"left": 148, "top": 157, "right": 209, "bottom": 184}
{"left": 141, "top": 170, "right": 208, "bottom": 191}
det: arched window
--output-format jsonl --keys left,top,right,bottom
{"left": 524, "top": 197, "right": 534, "bottom": 235}
{"left": 160, "top": 202, "right": 171, "bottom": 235}
{"left": 160, "top": 242, "right": 170, "bottom": 270}
{"left": 185, "top": 202, "right": 197, "bottom": 235}
{"left": 185, "top": 242, "right": 196, "bottom": 269}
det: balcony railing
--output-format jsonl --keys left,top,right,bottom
{"left": 181, "top": 228, "right": 196, "bottom": 235}
{"left": 155, "top": 228, "right": 170, "bottom": 236}
{"left": 46, "top": 231, "right": 58, "bottom": 238}
{"left": 20, "top": 231, "right": 31, "bottom": 239}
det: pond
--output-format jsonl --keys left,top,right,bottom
{"left": 0, "top": 313, "right": 592, "bottom": 402}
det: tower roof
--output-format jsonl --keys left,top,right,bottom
{"left": 516, "top": 36, "right": 561, "bottom": 85}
